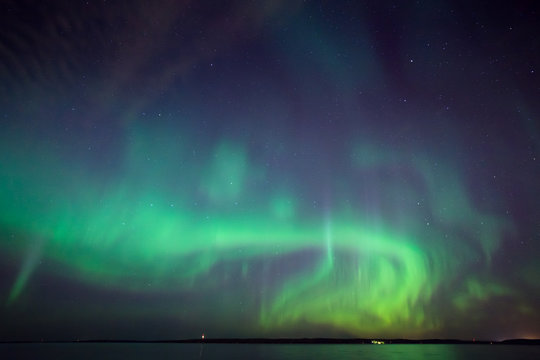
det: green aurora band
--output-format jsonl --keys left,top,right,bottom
{"left": 0, "top": 122, "right": 515, "bottom": 337}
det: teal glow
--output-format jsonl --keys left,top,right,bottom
{"left": 0, "top": 124, "right": 516, "bottom": 337}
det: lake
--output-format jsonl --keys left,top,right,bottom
{"left": 2, "top": 343, "right": 540, "bottom": 359}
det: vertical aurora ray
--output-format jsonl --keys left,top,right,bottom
{"left": 324, "top": 215, "right": 334, "bottom": 266}
{"left": 7, "top": 237, "right": 44, "bottom": 305}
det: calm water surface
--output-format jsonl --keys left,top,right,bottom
{"left": 2, "top": 343, "right": 539, "bottom": 360}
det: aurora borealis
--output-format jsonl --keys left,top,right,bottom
{"left": 1, "top": 0, "right": 539, "bottom": 341}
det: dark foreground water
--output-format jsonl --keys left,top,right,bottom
{"left": 2, "top": 343, "right": 540, "bottom": 360}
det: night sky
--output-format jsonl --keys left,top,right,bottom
{"left": 1, "top": 0, "right": 539, "bottom": 341}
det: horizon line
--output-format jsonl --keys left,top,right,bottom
{"left": 2, "top": 338, "right": 539, "bottom": 345}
